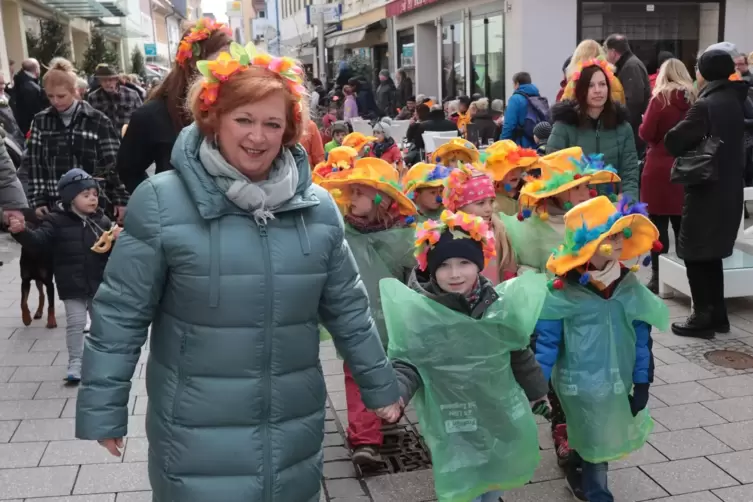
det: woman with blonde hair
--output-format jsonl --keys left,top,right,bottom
{"left": 639, "top": 58, "right": 697, "bottom": 292}
{"left": 563, "top": 39, "right": 626, "bottom": 104}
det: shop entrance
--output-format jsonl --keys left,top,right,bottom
{"left": 579, "top": 1, "right": 723, "bottom": 73}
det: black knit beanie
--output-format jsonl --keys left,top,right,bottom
{"left": 426, "top": 229, "right": 485, "bottom": 277}
{"left": 698, "top": 49, "right": 735, "bottom": 82}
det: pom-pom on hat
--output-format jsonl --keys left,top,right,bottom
{"left": 483, "top": 139, "right": 540, "bottom": 182}
{"left": 342, "top": 132, "right": 376, "bottom": 153}
{"left": 432, "top": 137, "right": 480, "bottom": 165}
{"left": 546, "top": 195, "right": 660, "bottom": 277}
{"left": 319, "top": 157, "right": 417, "bottom": 217}
{"left": 402, "top": 162, "right": 452, "bottom": 195}
{"left": 442, "top": 163, "right": 496, "bottom": 212}
{"left": 312, "top": 146, "right": 358, "bottom": 184}
{"left": 414, "top": 210, "right": 496, "bottom": 274}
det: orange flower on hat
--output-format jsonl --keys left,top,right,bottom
{"left": 207, "top": 52, "right": 244, "bottom": 82}
{"left": 175, "top": 19, "right": 232, "bottom": 66}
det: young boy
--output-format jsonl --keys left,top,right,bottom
{"left": 384, "top": 210, "right": 551, "bottom": 502}
{"left": 533, "top": 196, "right": 669, "bottom": 501}
{"left": 9, "top": 168, "right": 120, "bottom": 382}
{"left": 325, "top": 121, "right": 349, "bottom": 154}
{"left": 402, "top": 162, "right": 451, "bottom": 222}
{"left": 533, "top": 121, "right": 552, "bottom": 156}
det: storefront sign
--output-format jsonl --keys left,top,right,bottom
{"left": 646, "top": 4, "right": 655, "bottom": 11}
{"left": 386, "top": 0, "right": 441, "bottom": 18}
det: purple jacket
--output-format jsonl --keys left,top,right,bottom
{"left": 343, "top": 95, "right": 358, "bottom": 121}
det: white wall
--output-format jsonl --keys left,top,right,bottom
{"left": 415, "top": 22, "right": 438, "bottom": 99}
{"left": 723, "top": 0, "right": 753, "bottom": 53}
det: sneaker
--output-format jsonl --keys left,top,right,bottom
{"left": 65, "top": 360, "right": 82, "bottom": 383}
{"left": 351, "top": 444, "right": 382, "bottom": 465}
{"left": 566, "top": 464, "right": 588, "bottom": 501}
{"left": 552, "top": 424, "right": 571, "bottom": 467}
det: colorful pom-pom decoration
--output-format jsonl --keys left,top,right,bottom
{"left": 599, "top": 243, "right": 613, "bottom": 256}
{"left": 642, "top": 255, "right": 652, "bottom": 267}
{"left": 630, "top": 264, "right": 640, "bottom": 272}
{"left": 623, "top": 228, "right": 633, "bottom": 239}
{"left": 330, "top": 189, "right": 342, "bottom": 199}
{"left": 573, "top": 173, "right": 582, "bottom": 180}
{"left": 652, "top": 240, "right": 664, "bottom": 253}
{"left": 504, "top": 183, "right": 513, "bottom": 192}
{"left": 563, "top": 201, "right": 573, "bottom": 211}
{"left": 539, "top": 211, "right": 549, "bottom": 221}
{"left": 436, "top": 195, "right": 443, "bottom": 203}
{"left": 579, "top": 272, "right": 591, "bottom": 285}
{"left": 331, "top": 167, "right": 339, "bottom": 172}
{"left": 552, "top": 278, "right": 565, "bottom": 290}
{"left": 517, "top": 212, "right": 524, "bottom": 221}
{"left": 374, "top": 194, "right": 383, "bottom": 205}
{"left": 608, "top": 193, "right": 618, "bottom": 202}
{"left": 522, "top": 208, "right": 532, "bottom": 218}
{"left": 589, "top": 188, "right": 598, "bottom": 197}
{"left": 405, "top": 216, "right": 415, "bottom": 225}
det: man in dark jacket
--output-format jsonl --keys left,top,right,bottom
{"left": 375, "top": 70, "right": 397, "bottom": 118}
{"left": 348, "top": 77, "right": 379, "bottom": 119}
{"left": 13, "top": 59, "right": 48, "bottom": 134}
{"left": 604, "top": 34, "right": 650, "bottom": 155}
{"left": 87, "top": 64, "right": 143, "bottom": 132}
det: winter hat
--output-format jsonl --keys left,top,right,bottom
{"left": 58, "top": 168, "right": 97, "bottom": 205}
{"left": 442, "top": 164, "right": 496, "bottom": 212}
{"left": 533, "top": 122, "right": 552, "bottom": 142}
{"left": 703, "top": 42, "right": 740, "bottom": 58}
{"left": 698, "top": 49, "right": 735, "bottom": 82}
{"left": 373, "top": 118, "right": 392, "bottom": 138}
{"left": 414, "top": 210, "right": 496, "bottom": 276}
{"left": 330, "top": 121, "right": 349, "bottom": 135}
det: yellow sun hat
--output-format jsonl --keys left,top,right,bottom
{"left": 312, "top": 146, "right": 358, "bottom": 184}
{"left": 431, "top": 137, "right": 480, "bottom": 165}
{"left": 484, "top": 140, "right": 516, "bottom": 156}
{"left": 401, "top": 162, "right": 452, "bottom": 195}
{"left": 517, "top": 148, "right": 621, "bottom": 220}
{"left": 342, "top": 132, "right": 376, "bottom": 152}
{"left": 319, "top": 157, "right": 417, "bottom": 217}
{"left": 546, "top": 196, "right": 661, "bottom": 285}
{"left": 483, "top": 141, "right": 540, "bottom": 182}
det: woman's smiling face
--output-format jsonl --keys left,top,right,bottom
{"left": 216, "top": 91, "right": 287, "bottom": 182}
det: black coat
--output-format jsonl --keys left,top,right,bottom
{"left": 12, "top": 72, "right": 48, "bottom": 134}
{"left": 375, "top": 78, "right": 397, "bottom": 118}
{"left": 469, "top": 111, "right": 498, "bottom": 144}
{"left": 13, "top": 208, "right": 112, "bottom": 300}
{"left": 665, "top": 80, "right": 748, "bottom": 262}
{"left": 116, "top": 98, "right": 178, "bottom": 194}
{"left": 407, "top": 110, "right": 458, "bottom": 150}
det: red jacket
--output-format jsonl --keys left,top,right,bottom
{"left": 649, "top": 73, "right": 658, "bottom": 92}
{"left": 370, "top": 142, "right": 403, "bottom": 169}
{"left": 638, "top": 90, "right": 689, "bottom": 215}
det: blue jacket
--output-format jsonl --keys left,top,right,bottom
{"left": 75, "top": 124, "right": 400, "bottom": 502}
{"left": 501, "top": 83, "right": 540, "bottom": 148}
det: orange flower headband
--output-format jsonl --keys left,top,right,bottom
{"left": 414, "top": 210, "right": 496, "bottom": 271}
{"left": 196, "top": 42, "right": 306, "bottom": 119}
{"left": 176, "top": 19, "right": 232, "bottom": 66}
{"left": 565, "top": 58, "right": 617, "bottom": 95}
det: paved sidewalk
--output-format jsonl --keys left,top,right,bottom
{"left": 0, "top": 231, "right": 753, "bottom": 501}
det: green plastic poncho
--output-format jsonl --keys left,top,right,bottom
{"left": 383, "top": 274, "right": 548, "bottom": 502}
{"left": 540, "top": 273, "right": 669, "bottom": 463}
{"left": 345, "top": 224, "right": 416, "bottom": 347}
{"left": 500, "top": 213, "right": 561, "bottom": 274}
{"left": 495, "top": 194, "right": 518, "bottom": 216}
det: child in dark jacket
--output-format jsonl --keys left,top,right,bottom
{"left": 9, "top": 168, "right": 120, "bottom": 382}
{"left": 386, "top": 210, "right": 550, "bottom": 502}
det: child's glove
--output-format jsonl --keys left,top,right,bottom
{"left": 531, "top": 396, "right": 552, "bottom": 420}
{"left": 628, "top": 383, "right": 650, "bottom": 416}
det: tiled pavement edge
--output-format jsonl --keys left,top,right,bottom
{"left": 1, "top": 232, "right": 753, "bottom": 501}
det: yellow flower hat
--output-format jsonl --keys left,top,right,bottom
{"left": 319, "top": 157, "right": 417, "bottom": 217}
{"left": 431, "top": 137, "right": 480, "bottom": 165}
{"left": 312, "top": 146, "right": 358, "bottom": 184}
{"left": 546, "top": 196, "right": 660, "bottom": 279}
{"left": 401, "top": 162, "right": 452, "bottom": 195}
{"left": 342, "top": 132, "right": 376, "bottom": 152}
{"left": 483, "top": 140, "right": 540, "bottom": 182}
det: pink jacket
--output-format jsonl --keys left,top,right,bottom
{"left": 343, "top": 95, "right": 358, "bottom": 121}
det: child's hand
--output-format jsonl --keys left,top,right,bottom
{"left": 8, "top": 216, "right": 25, "bottom": 234}
{"left": 628, "top": 383, "right": 650, "bottom": 416}
{"left": 531, "top": 396, "right": 552, "bottom": 420}
{"left": 111, "top": 226, "right": 123, "bottom": 240}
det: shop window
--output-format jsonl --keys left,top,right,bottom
{"left": 397, "top": 29, "right": 415, "bottom": 90}
{"left": 470, "top": 14, "right": 504, "bottom": 101}
{"left": 442, "top": 23, "right": 464, "bottom": 100}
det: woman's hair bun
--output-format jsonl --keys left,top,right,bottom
{"left": 49, "top": 57, "right": 75, "bottom": 73}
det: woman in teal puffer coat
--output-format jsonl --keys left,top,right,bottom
{"left": 546, "top": 60, "right": 640, "bottom": 200}
{"left": 75, "top": 45, "right": 402, "bottom": 502}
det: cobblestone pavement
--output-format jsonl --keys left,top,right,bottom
{"left": 1, "top": 233, "right": 753, "bottom": 502}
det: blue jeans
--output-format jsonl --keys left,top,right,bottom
{"left": 582, "top": 460, "right": 612, "bottom": 502}
{"left": 472, "top": 490, "right": 503, "bottom": 502}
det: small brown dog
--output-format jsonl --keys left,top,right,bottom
{"left": 17, "top": 208, "right": 57, "bottom": 328}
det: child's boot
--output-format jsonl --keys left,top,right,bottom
{"left": 351, "top": 444, "right": 382, "bottom": 465}
{"left": 552, "top": 424, "right": 571, "bottom": 467}
{"left": 566, "top": 460, "right": 588, "bottom": 501}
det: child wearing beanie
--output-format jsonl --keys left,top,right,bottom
{"left": 325, "top": 121, "right": 349, "bottom": 154}
{"left": 534, "top": 196, "right": 668, "bottom": 501}
{"left": 385, "top": 210, "right": 550, "bottom": 502}
{"left": 370, "top": 118, "right": 404, "bottom": 169}
{"left": 8, "top": 168, "right": 120, "bottom": 382}
{"left": 533, "top": 122, "right": 552, "bottom": 156}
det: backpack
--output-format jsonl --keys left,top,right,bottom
{"left": 514, "top": 91, "right": 550, "bottom": 144}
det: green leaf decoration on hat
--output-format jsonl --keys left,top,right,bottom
{"left": 196, "top": 60, "right": 212, "bottom": 80}
{"left": 229, "top": 42, "right": 246, "bottom": 60}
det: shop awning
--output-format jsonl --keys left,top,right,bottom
{"left": 40, "top": 0, "right": 126, "bottom": 19}
{"left": 325, "top": 27, "right": 366, "bottom": 48}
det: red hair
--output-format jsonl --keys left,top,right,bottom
{"left": 188, "top": 65, "right": 310, "bottom": 146}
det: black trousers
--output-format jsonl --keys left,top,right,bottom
{"left": 685, "top": 259, "right": 727, "bottom": 319}
{"left": 649, "top": 214, "right": 682, "bottom": 272}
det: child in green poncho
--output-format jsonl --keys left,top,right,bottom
{"left": 320, "top": 157, "right": 417, "bottom": 465}
{"left": 534, "top": 196, "right": 668, "bottom": 501}
{"left": 387, "top": 210, "right": 550, "bottom": 502}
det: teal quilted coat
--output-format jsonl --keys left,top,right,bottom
{"left": 75, "top": 124, "right": 400, "bottom": 502}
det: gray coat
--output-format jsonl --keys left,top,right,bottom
{"left": 0, "top": 135, "right": 28, "bottom": 216}
{"left": 392, "top": 270, "right": 548, "bottom": 402}
{"left": 75, "top": 124, "right": 400, "bottom": 502}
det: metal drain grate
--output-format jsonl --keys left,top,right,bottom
{"left": 705, "top": 350, "right": 753, "bottom": 370}
{"left": 355, "top": 423, "right": 432, "bottom": 477}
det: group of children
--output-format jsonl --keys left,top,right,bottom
{"left": 314, "top": 133, "right": 670, "bottom": 502}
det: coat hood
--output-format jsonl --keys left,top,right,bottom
{"left": 516, "top": 83, "right": 540, "bottom": 96}
{"left": 550, "top": 99, "right": 629, "bottom": 126}
{"left": 170, "top": 123, "right": 318, "bottom": 220}
{"left": 406, "top": 267, "right": 498, "bottom": 318}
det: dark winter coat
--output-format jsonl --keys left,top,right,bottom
{"left": 638, "top": 90, "right": 690, "bottom": 215}
{"left": 117, "top": 98, "right": 179, "bottom": 194}
{"left": 613, "top": 51, "right": 651, "bottom": 140}
{"left": 12, "top": 71, "right": 48, "bottom": 134}
{"left": 397, "top": 77, "right": 413, "bottom": 108}
{"left": 375, "top": 78, "right": 397, "bottom": 118}
{"left": 547, "top": 100, "right": 640, "bottom": 199}
{"left": 665, "top": 80, "right": 748, "bottom": 262}
{"left": 13, "top": 207, "right": 111, "bottom": 300}
{"left": 393, "top": 270, "right": 548, "bottom": 402}
{"left": 470, "top": 110, "right": 498, "bottom": 145}
{"left": 408, "top": 110, "right": 458, "bottom": 151}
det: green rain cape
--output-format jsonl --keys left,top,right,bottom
{"left": 540, "top": 273, "right": 669, "bottom": 463}
{"left": 499, "top": 213, "right": 561, "bottom": 274}
{"left": 383, "top": 274, "right": 548, "bottom": 502}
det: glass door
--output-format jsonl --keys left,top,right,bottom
{"left": 470, "top": 13, "right": 504, "bottom": 101}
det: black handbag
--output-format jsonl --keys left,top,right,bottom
{"left": 670, "top": 135, "right": 722, "bottom": 185}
